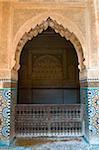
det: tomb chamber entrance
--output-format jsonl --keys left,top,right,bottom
{"left": 15, "top": 27, "right": 85, "bottom": 138}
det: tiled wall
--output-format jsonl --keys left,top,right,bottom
{"left": 0, "top": 80, "right": 17, "bottom": 146}
{"left": 88, "top": 87, "right": 99, "bottom": 144}
{"left": 80, "top": 80, "right": 99, "bottom": 144}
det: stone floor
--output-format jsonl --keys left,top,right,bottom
{"left": 0, "top": 137, "right": 99, "bottom": 150}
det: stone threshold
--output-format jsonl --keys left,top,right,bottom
{"left": 0, "top": 137, "right": 99, "bottom": 150}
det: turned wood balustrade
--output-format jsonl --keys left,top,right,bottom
{"left": 15, "top": 104, "right": 85, "bottom": 137}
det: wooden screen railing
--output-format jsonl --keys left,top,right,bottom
{"left": 15, "top": 104, "right": 85, "bottom": 137}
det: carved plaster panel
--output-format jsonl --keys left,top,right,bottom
{"left": 13, "top": 17, "right": 85, "bottom": 73}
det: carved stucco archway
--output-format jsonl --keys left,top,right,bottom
{"left": 13, "top": 17, "right": 85, "bottom": 75}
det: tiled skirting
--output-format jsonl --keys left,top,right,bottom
{"left": 0, "top": 80, "right": 17, "bottom": 146}
{"left": 80, "top": 79, "right": 99, "bottom": 144}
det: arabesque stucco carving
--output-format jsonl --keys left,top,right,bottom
{"left": 13, "top": 17, "right": 85, "bottom": 72}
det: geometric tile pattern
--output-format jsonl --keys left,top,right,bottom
{"left": 0, "top": 88, "right": 17, "bottom": 145}
{"left": 81, "top": 87, "right": 99, "bottom": 144}
{"left": 87, "top": 88, "right": 99, "bottom": 137}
